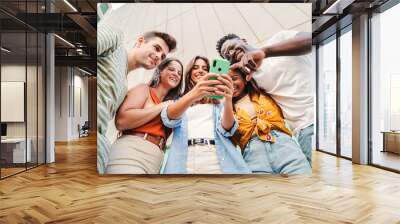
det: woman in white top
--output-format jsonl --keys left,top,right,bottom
{"left": 161, "top": 56, "right": 250, "bottom": 174}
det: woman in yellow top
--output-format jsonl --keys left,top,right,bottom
{"left": 228, "top": 69, "right": 311, "bottom": 174}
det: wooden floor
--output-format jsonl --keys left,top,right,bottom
{"left": 1, "top": 135, "right": 400, "bottom": 223}
{"left": 1, "top": 167, "right": 26, "bottom": 178}
{"left": 1, "top": 163, "right": 45, "bottom": 178}
{"left": 372, "top": 150, "right": 400, "bottom": 171}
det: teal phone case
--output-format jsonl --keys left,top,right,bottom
{"left": 208, "top": 59, "right": 230, "bottom": 99}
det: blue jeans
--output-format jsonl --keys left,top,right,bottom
{"left": 243, "top": 130, "right": 311, "bottom": 175}
{"left": 296, "top": 125, "right": 314, "bottom": 166}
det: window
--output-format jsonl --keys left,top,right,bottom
{"left": 371, "top": 2, "right": 400, "bottom": 171}
{"left": 339, "top": 27, "right": 352, "bottom": 158}
{"left": 0, "top": 1, "right": 47, "bottom": 179}
{"left": 317, "top": 36, "right": 337, "bottom": 154}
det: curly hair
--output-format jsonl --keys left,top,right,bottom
{"left": 216, "top": 33, "right": 240, "bottom": 58}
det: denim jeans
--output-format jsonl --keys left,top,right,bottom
{"left": 296, "top": 124, "right": 314, "bottom": 166}
{"left": 243, "top": 130, "right": 311, "bottom": 174}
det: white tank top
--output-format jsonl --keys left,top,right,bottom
{"left": 187, "top": 104, "right": 215, "bottom": 139}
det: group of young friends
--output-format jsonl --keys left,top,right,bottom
{"left": 97, "top": 23, "right": 314, "bottom": 175}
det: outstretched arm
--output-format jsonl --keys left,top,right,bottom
{"left": 167, "top": 73, "right": 221, "bottom": 119}
{"left": 230, "top": 32, "right": 312, "bottom": 79}
{"left": 261, "top": 32, "right": 312, "bottom": 58}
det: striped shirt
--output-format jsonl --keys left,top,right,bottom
{"left": 97, "top": 22, "right": 128, "bottom": 174}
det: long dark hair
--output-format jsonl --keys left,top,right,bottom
{"left": 184, "top": 56, "right": 209, "bottom": 94}
{"left": 148, "top": 58, "right": 184, "bottom": 101}
{"left": 184, "top": 56, "right": 219, "bottom": 104}
{"left": 232, "top": 69, "right": 266, "bottom": 105}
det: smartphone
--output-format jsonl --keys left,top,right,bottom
{"left": 208, "top": 58, "right": 230, "bottom": 99}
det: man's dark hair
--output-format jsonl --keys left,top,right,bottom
{"left": 143, "top": 31, "right": 177, "bottom": 53}
{"left": 216, "top": 33, "right": 240, "bottom": 58}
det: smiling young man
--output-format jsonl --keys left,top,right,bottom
{"left": 97, "top": 23, "right": 177, "bottom": 174}
{"left": 216, "top": 31, "right": 314, "bottom": 166}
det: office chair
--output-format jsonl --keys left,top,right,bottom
{"left": 79, "top": 121, "right": 90, "bottom": 138}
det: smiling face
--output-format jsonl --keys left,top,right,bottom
{"left": 228, "top": 69, "right": 247, "bottom": 98}
{"left": 137, "top": 37, "right": 169, "bottom": 69}
{"left": 190, "top": 58, "right": 209, "bottom": 84}
{"left": 221, "top": 37, "right": 256, "bottom": 64}
{"left": 159, "top": 60, "right": 183, "bottom": 89}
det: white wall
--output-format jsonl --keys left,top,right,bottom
{"left": 1, "top": 65, "right": 26, "bottom": 141}
{"left": 1, "top": 63, "right": 46, "bottom": 163}
{"left": 72, "top": 73, "right": 89, "bottom": 138}
{"left": 54, "top": 67, "right": 89, "bottom": 141}
{"left": 1, "top": 65, "right": 35, "bottom": 138}
{"left": 55, "top": 66, "right": 69, "bottom": 141}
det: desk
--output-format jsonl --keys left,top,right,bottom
{"left": 1, "top": 138, "right": 31, "bottom": 163}
{"left": 382, "top": 131, "right": 400, "bottom": 154}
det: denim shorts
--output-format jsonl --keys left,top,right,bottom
{"left": 296, "top": 124, "right": 314, "bottom": 165}
{"left": 243, "top": 130, "right": 311, "bottom": 174}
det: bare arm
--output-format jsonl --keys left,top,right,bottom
{"left": 221, "top": 101, "right": 234, "bottom": 131}
{"left": 166, "top": 92, "right": 195, "bottom": 120}
{"left": 261, "top": 33, "right": 311, "bottom": 57}
{"left": 214, "top": 74, "right": 235, "bottom": 131}
{"left": 115, "top": 84, "right": 165, "bottom": 131}
{"left": 231, "top": 32, "right": 312, "bottom": 80}
{"left": 167, "top": 73, "right": 221, "bottom": 120}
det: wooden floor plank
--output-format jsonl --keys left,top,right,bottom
{"left": 0, "top": 135, "right": 399, "bottom": 223}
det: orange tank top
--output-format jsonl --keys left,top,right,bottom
{"left": 131, "top": 88, "right": 166, "bottom": 138}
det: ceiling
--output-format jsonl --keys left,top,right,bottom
{"left": 0, "top": 0, "right": 395, "bottom": 74}
{"left": 0, "top": 0, "right": 97, "bottom": 73}
{"left": 311, "top": 0, "right": 391, "bottom": 43}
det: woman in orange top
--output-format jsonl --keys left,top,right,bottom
{"left": 105, "top": 58, "right": 184, "bottom": 174}
{"left": 228, "top": 69, "right": 311, "bottom": 174}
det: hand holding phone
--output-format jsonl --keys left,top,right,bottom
{"left": 208, "top": 58, "right": 230, "bottom": 99}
